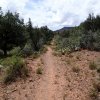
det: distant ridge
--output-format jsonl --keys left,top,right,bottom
{"left": 55, "top": 27, "right": 73, "bottom": 32}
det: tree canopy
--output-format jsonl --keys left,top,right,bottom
{"left": 0, "top": 8, "right": 53, "bottom": 56}
{"left": 0, "top": 10, "right": 26, "bottom": 56}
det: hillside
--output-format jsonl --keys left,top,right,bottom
{"left": 55, "top": 27, "right": 73, "bottom": 32}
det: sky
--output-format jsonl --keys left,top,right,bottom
{"left": 0, "top": 0, "right": 100, "bottom": 30}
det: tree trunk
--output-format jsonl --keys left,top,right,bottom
{"left": 3, "top": 49, "right": 7, "bottom": 56}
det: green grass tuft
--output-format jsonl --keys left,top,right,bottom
{"left": 1, "top": 56, "right": 28, "bottom": 84}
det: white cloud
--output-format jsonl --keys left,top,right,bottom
{"left": 0, "top": 0, "right": 100, "bottom": 30}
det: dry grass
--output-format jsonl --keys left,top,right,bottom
{"left": 89, "top": 61, "right": 97, "bottom": 70}
{"left": 72, "top": 66, "right": 80, "bottom": 73}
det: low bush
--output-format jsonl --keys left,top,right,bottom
{"left": 54, "top": 29, "right": 82, "bottom": 54}
{"left": 9, "top": 47, "right": 21, "bottom": 56}
{"left": 21, "top": 43, "right": 33, "bottom": 57}
{"left": 90, "top": 82, "right": 100, "bottom": 100}
{"left": 2, "top": 56, "right": 28, "bottom": 84}
{"left": 36, "top": 67, "right": 42, "bottom": 74}
{"left": 90, "top": 89, "right": 98, "bottom": 100}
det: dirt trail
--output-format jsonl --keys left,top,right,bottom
{"left": 33, "top": 47, "right": 66, "bottom": 100}
{"left": 0, "top": 46, "right": 100, "bottom": 100}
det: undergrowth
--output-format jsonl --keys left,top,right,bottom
{"left": 0, "top": 56, "right": 28, "bottom": 84}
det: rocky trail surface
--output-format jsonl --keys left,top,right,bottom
{"left": 0, "top": 46, "right": 100, "bottom": 100}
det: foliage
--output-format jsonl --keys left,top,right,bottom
{"left": 0, "top": 8, "right": 54, "bottom": 57}
{"left": 9, "top": 47, "right": 21, "bottom": 56}
{"left": 54, "top": 13, "right": 100, "bottom": 54}
{"left": 0, "top": 10, "right": 26, "bottom": 56}
{"left": 26, "top": 19, "right": 53, "bottom": 52}
{"left": 90, "top": 88, "right": 98, "bottom": 100}
{"left": 2, "top": 56, "right": 28, "bottom": 84}
{"left": 80, "top": 14, "right": 100, "bottom": 51}
{"left": 90, "top": 82, "right": 100, "bottom": 100}
{"left": 36, "top": 67, "right": 42, "bottom": 74}
{"left": 80, "top": 30, "right": 100, "bottom": 51}
{"left": 0, "top": 7, "right": 53, "bottom": 85}
{"left": 81, "top": 14, "right": 100, "bottom": 32}
{"left": 54, "top": 28, "right": 82, "bottom": 53}
{"left": 21, "top": 43, "right": 33, "bottom": 57}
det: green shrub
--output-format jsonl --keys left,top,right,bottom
{"left": 90, "top": 89, "right": 98, "bottom": 100}
{"left": 0, "top": 57, "right": 16, "bottom": 67}
{"left": 80, "top": 30, "right": 100, "bottom": 51}
{"left": 90, "top": 83, "right": 100, "bottom": 99}
{"left": 89, "top": 61, "right": 97, "bottom": 70}
{"left": 54, "top": 29, "right": 82, "bottom": 54}
{"left": 9, "top": 47, "right": 21, "bottom": 56}
{"left": 3, "top": 56, "right": 28, "bottom": 84}
{"left": 21, "top": 43, "right": 33, "bottom": 57}
{"left": 36, "top": 67, "right": 42, "bottom": 74}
